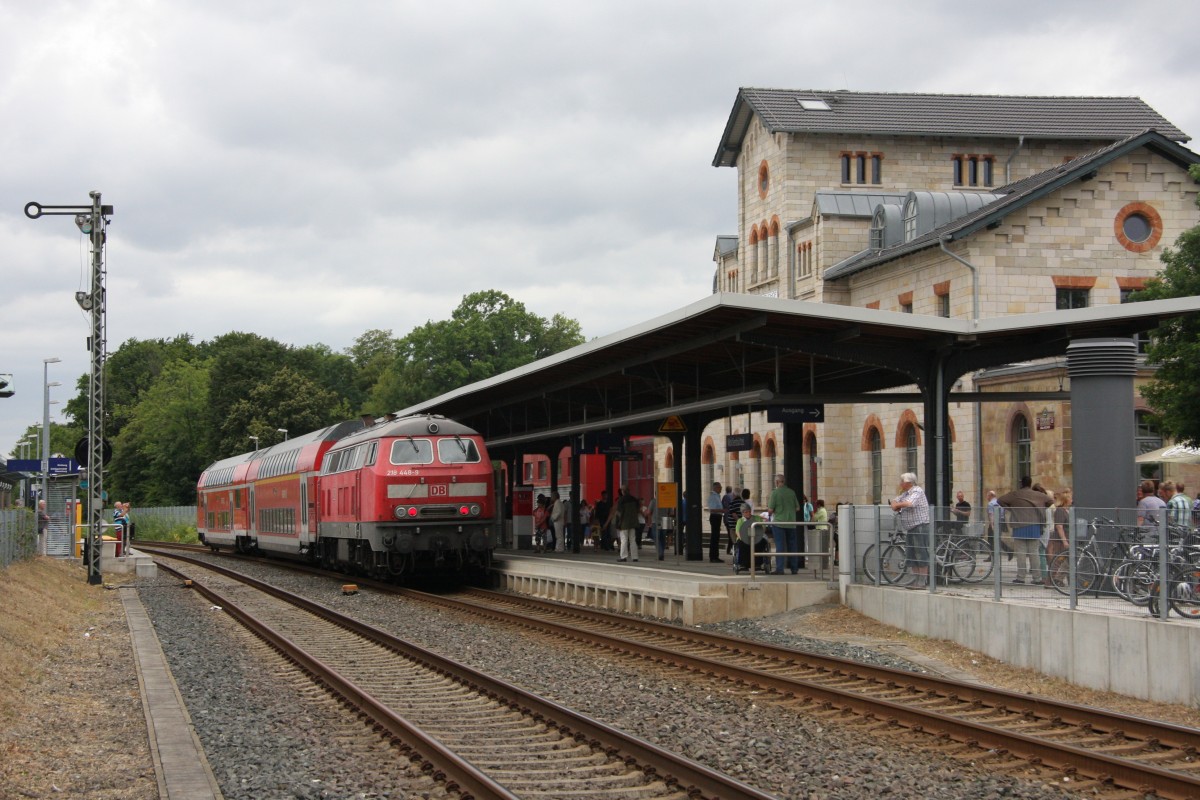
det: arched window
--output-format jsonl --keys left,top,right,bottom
{"left": 869, "top": 428, "right": 883, "bottom": 504}
{"left": 1012, "top": 414, "right": 1032, "bottom": 488}
{"left": 903, "top": 424, "right": 919, "bottom": 475}
{"left": 1136, "top": 410, "right": 1163, "bottom": 482}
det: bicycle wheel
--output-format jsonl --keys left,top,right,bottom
{"left": 956, "top": 537, "right": 994, "bottom": 583}
{"left": 880, "top": 544, "right": 912, "bottom": 585}
{"left": 936, "top": 539, "right": 976, "bottom": 583}
{"left": 1168, "top": 563, "right": 1200, "bottom": 619}
{"left": 862, "top": 544, "right": 883, "bottom": 584}
{"left": 1111, "top": 559, "right": 1157, "bottom": 606}
{"left": 1048, "top": 551, "right": 1101, "bottom": 597}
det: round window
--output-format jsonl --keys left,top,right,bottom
{"left": 1122, "top": 213, "right": 1152, "bottom": 243}
{"left": 1114, "top": 202, "right": 1162, "bottom": 253}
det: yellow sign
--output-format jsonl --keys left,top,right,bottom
{"left": 658, "top": 415, "right": 687, "bottom": 433}
{"left": 657, "top": 482, "right": 678, "bottom": 508}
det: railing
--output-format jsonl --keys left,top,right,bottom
{"left": 0, "top": 509, "right": 37, "bottom": 568}
{"left": 739, "top": 520, "right": 835, "bottom": 580}
{"left": 844, "top": 503, "right": 1200, "bottom": 621}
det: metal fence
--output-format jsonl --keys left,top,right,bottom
{"left": 0, "top": 509, "right": 37, "bottom": 568}
{"left": 131, "top": 505, "right": 196, "bottom": 528}
{"left": 844, "top": 503, "right": 1200, "bottom": 621}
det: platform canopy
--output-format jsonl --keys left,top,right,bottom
{"left": 397, "top": 292, "right": 1200, "bottom": 448}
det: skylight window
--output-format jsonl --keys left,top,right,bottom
{"left": 797, "top": 98, "right": 831, "bottom": 111}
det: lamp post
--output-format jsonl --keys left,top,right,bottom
{"left": 277, "top": 428, "right": 288, "bottom": 441}
{"left": 248, "top": 435, "right": 260, "bottom": 452}
{"left": 41, "top": 359, "right": 61, "bottom": 555}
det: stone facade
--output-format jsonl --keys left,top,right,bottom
{"left": 695, "top": 94, "right": 1200, "bottom": 508}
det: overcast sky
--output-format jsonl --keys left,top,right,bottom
{"left": 3, "top": 0, "right": 1199, "bottom": 461}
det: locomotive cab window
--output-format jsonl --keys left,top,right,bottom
{"left": 438, "top": 437, "right": 481, "bottom": 464}
{"left": 390, "top": 438, "right": 434, "bottom": 465}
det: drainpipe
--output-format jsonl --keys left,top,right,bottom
{"left": 939, "top": 236, "right": 979, "bottom": 326}
{"left": 938, "top": 236, "right": 983, "bottom": 510}
{"left": 1004, "top": 135, "right": 1025, "bottom": 184}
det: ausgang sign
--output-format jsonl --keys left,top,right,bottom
{"left": 767, "top": 404, "right": 825, "bottom": 423}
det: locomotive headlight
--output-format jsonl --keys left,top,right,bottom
{"left": 394, "top": 506, "right": 407, "bottom": 520}
{"left": 469, "top": 504, "right": 480, "bottom": 516}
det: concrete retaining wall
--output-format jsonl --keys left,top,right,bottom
{"left": 495, "top": 559, "right": 836, "bottom": 625}
{"left": 846, "top": 585, "right": 1200, "bottom": 707}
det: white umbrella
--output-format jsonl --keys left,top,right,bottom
{"left": 1135, "top": 444, "right": 1200, "bottom": 464}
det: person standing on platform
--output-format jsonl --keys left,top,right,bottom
{"left": 724, "top": 488, "right": 744, "bottom": 552}
{"left": 37, "top": 500, "right": 50, "bottom": 555}
{"left": 706, "top": 482, "right": 724, "bottom": 563}
{"left": 890, "top": 472, "right": 931, "bottom": 589}
{"left": 593, "top": 491, "right": 613, "bottom": 551}
{"left": 998, "top": 476, "right": 1053, "bottom": 585}
{"left": 766, "top": 474, "right": 800, "bottom": 575}
{"left": 606, "top": 487, "right": 641, "bottom": 563}
{"left": 549, "top": 493, "right": 565, "bottom": 552}
{"left": 951, "top": 490, "right": 972, "bottom": 534}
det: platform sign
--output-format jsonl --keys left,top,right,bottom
{"left": 767, "top": 404, "right": 825, "bottom": 423}
{"left": 658, "top": 415, "right": 687, "bottom": 433}
{"left": 2, "top": 458, "right": 79, "bottom": 473}
{"left": 726, "top": 433, "right": 754, "bottom": 452}
{"left": 578, "top": 432, "right": 625, "bottom": 455}
{"left": 611, "top": 453, "right": 642, "bottom": 462}
{"left": 656, "top": 482, "right": 677, "bottom": 508}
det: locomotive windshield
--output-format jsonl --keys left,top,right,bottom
{"left": 437, "top": 437, "right": 481, "bottom": 464}
{"left": 390, "top": 438, "right": 434, "bottom": 465}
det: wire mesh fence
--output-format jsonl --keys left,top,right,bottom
{"left": 0, "top": 509, "right": 37, "bottom": 568}
{"left": 846, "top": 503, "right": 1200, "bottom": 621}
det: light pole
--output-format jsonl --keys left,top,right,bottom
{"left": 277, "top": 428, "right": 288, "bottom": 441}
{"left": 41, "top": 359, "right": 61, "bottom": 555}
{"left": 249, "top": 435, "right": 260, "bottom": 452}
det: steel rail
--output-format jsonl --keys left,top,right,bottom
{"left": 152, "top": 553, "right": 776, "bottom": 800}
{"left": 406, "top": 588, "right": 1200, "bottom": 800}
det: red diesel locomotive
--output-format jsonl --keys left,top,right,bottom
{"left": 197, "top": 414, "right": 498, "bottom": 579}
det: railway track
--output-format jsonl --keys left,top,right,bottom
{"left": 142, "top": 544, "right": 1200, "bottom": 799}
{"left": 150, "top": 552, "right": 774, "bottom": 800}
{"left": 412, "top": 587, "right": 1200, "bottom": 800}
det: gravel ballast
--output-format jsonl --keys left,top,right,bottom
{"left": 139, "top": 557, "right": 1074, "bottom": 799}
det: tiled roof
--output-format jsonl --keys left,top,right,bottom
{"left": 714, "top": 88, "right": 1189, "bottom": 167}
{"left": 822, "top": 129, "right": 1200, "bottom": 281}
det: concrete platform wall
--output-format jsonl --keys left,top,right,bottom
{"left": 495, "top": 560, "right": 836, "bottom": 625}
{"left": 846, "top": 585, "right": 1200, "bottom": 707}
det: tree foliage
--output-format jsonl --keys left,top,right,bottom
{"left": 11, "top": 290, "right": 582, "bottom": 506}
{"left": 1132, "top": 166, "right": 1200, "bottom": 446}
{"left": 369, "top": 290, "right": 584, "bottom": 412}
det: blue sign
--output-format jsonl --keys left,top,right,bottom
{"left": 767, "top": 404, "right": 825, "bottom": 423}
{"left": 2, "top": 458, "right": 80, "bottom": 474}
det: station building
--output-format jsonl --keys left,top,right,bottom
{"left": 693, "top": 88, "right": 1200, "bottom": 508}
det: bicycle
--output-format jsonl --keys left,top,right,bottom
{"left": 862, "top": 518, "right": 977, "bottom": 586}
{"left": 1047, "top": 518, "right": 1144, "bottom": 598}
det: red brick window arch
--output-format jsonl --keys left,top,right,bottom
{"left": 1115, "top": 202, "right": 1163, "bottom": 253}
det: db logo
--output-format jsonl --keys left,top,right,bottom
{"left": 430, "top": 484, "right": 448, "bottom": 497}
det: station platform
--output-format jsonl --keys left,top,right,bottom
{"left": 491, "top": 545, "right": 838, "bottom": 624}
{"left": 120, "top": 587, "right": 225, "bottom": 800}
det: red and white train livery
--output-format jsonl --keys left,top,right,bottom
{"left": 197, "top": 414, "right": 497, "bottom": 579}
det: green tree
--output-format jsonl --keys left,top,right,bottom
{"left": 220, "top": 366, "right": 352, "bottom": 453}
{"left": 1132, "top": 164, "right": 1200, "bottom": 446}
{"left": 108, "top": 359, "right": 211, "bottom": 504}
{"left": 369, "top": 290, "right": 584, "bottom": 411}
